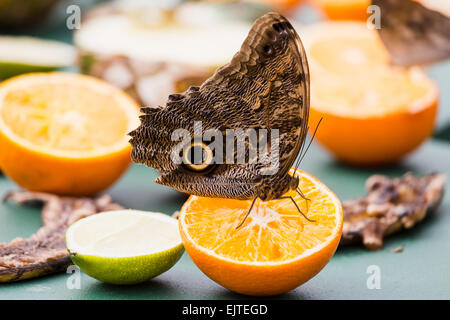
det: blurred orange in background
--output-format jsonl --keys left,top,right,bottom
{"left": 206, "top": 0, "right": 305, "bottom": 14}
{"left": 310, "top": 0, "right": 433, "bottom": 21}
{"left": 0, "top": 73, "right": 140, "bottom": 196}
{"left": 253, "top": 0, "right": 305, "bottom": 13}
{"left": 301, "top": 22, "right": 439, "bottom": 165}
{"left": 310, "top": 0, "right": 370, "bottom": 20}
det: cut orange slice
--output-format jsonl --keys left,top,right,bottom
{"left": 179, "top": 170, "right": 343, "bottom": 296}
{"left": 254, "top": 0, "right": 305, "bottom": 13}
{"left": 310, "top": 0, "right": 370, "bottom": 21}
{"left": 300, "top": 22, "right": 439, "bottom": 165}
{"left": 311, "top": 0, "right": 425, "bottom": 21}
{"left": 0, "top": 72, "right": 140, "bottom": 196}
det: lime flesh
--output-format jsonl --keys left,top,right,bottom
{"left": 66, "top": 210, "right": 184, "bottom": 285}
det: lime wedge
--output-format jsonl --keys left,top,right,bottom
{"left": 66, "top": 210, "right": 184, "bottom": 285}
{"left": 0, "top": 36, "right": 75, "bottom": 79}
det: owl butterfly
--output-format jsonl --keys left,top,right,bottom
{"left": 130, "top": 12, "right": 313, "bottom": 227}
{"left": 373, "top": 0, "right": 450, "bottom": 66}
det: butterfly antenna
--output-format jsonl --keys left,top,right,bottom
{"left": 236, "top": 196, "right": 258, "bottom": 229}
{"left": 293, "top": 125, "right": 309, "bottom": 173}
{"left": 296, "top": 117, "right": 323, "bottom": 170}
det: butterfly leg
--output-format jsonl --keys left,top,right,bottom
{"left": 235, "top": 196, "right": 258, "bottom": 229}
{"left": 296, "top": 188, "right": 310, "bottom": 213}
{"left": 296, "top": 188, "right": 310, "bottom": 201}
{"left": 279, "top": 196, "right": 315, "bottom": 222}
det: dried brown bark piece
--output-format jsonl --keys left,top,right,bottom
{"left": 0, "top": 191, "right": 123, "bottom": 283}
{"left": 341, "top": 173, "right": 446, "bottom": 250}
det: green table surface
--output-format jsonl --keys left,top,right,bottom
{"left": 0, "top": 140, "right": 449, "bottom": 300}
{"left": 1, "top": 0, "right": 450, "bottom": 300}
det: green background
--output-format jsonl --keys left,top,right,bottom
{"left": 0, "top": 1, "right": 449, "bottom": 300}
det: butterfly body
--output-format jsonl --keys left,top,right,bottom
{"left": 130, "top": 12, "right": 310, "bottom": 206}
{"left": 256, "top": 175, "right": 300, "bottom": 201}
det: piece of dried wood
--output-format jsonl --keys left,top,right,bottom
{"left": 0, "top": 191, "right": 123, "bottom": 282}
{"left": 341, "top": 173, "right": 446, "bottom": 250}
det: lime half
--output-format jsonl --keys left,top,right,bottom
{"left": 66, "top": 210, "right": 184, "bottom": 285}
{"left": 0, "top": 36, "right": 75, "bottom": 79}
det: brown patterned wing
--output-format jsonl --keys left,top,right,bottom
{"left": 202, "top": 12, "right": 310, "bottom": 180}
{"left": 129, "top": 12, "right": 310, "bottom": 199}
{"left": 373, "top": 0, "right": 450, "bottom": 66}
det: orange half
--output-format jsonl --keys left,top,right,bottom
{"left": 179, "top": 169, "right": 343, "bottom": 296}
{"left": 300, "top": 22, "right": 439, "bottom": 165}
{"left": 311, "top": 0, "right": 370, "bottom": 21}
{"left": 0, "top": 72, "right": 140, "bottom": 195}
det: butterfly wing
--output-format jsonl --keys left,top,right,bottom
{"left": 373, "top": 0, "right": 450, "bottom": 66}
{"left": 202, "top": 12, "right": 310, "bottom": 180}
{"left": 130, "top": 12, "right": 310, "bottom": 199}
